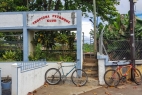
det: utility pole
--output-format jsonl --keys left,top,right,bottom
{"left": 129, "top": 0, "right": 136, "bottom": 80}
{"left": 93, "top": 0, "right": 97, "bottom": 55}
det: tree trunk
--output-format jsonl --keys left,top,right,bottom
{"left": 54, "top": 0, "right": 61, "bottom": 10}
{"left": 48, "top": 0, "right": 52, "bottom": 11}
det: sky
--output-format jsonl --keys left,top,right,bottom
{"left": 82, "top": 0, "right": 142, "bottom": 43}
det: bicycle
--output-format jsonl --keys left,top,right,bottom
{"left": 45, "top": 60, "right": 88, "bottom": 86}
{"left": 104, "top": 60, "right": 142, "bottom": 87}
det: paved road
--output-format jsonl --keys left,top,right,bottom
{"left": 34, "top": 83, "right": 100, "bottom": 95}
{"left": 79, "top": 82, "right": 142, "bottom": 95}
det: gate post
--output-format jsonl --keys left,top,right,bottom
{"left": 0, "top": 69, "right": 1, "bottom": 95}
{"left": 97, "top": 53, "right": 108, "bottom": 85}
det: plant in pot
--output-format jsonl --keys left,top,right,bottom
{"left": 1, "top": 75, "right": 12, "bottom": 90}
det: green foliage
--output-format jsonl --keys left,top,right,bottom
{"left": 15, "top": 6, "right": 28, "bottom": 11}
{"left": 46, "top": 52, "right": 76, "bottom": 62}
{"left": 28, "top": 43, "right": 46, "bottom": 61}
{"left": 0, "top": 0, "right": 15, "bottom": 12}
{"left": 0, "top": 33, "right": 4, "bottom": 38}
{"left": 0, "top": 0, "right": 120, "bottom": 22}
{"left": 68, "top": 32, "right": 76, "bottom": 50}
{"left": 83, "top": 43, "right": 93, "bottom": 53}
{"left": 2, "top": 50, "right": 16, "bottom": 60}
{"left": 0, "top": 0, "right": 28, "bottom": 12}
{"left": 15, "top": 50, "right": 23, "bottom": 61}
{"left": 96, "top": 14, "right": 142, "bottom": 40}
{"left": 59, "top": 55, "right": 74, "bottom": 62}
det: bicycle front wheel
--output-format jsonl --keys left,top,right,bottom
{"left": 104, "top": 69, "right": 120, "bottom": 87}
{"left": 45, "top": 68, "right": 61, "bottom": 85}
{"left": 71, "top": 69, "right": 88, "bottom": 86}
{"left": 132, "top": 68, "right": 142, "bottom": 85}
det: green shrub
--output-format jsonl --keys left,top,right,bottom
{"left": 2, "top": 50, "right": 16, "bottom": 60}
{"left": 28, "top": 43, "right": 46, "bottom": 61}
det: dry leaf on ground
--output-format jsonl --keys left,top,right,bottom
{"left": 94, "top": 92, "right": 97, "bottom": 95}
{"left": 105, "top": 91, "right": 111, "bottom": 95}
{"left": 33, "top": 90, "right": 37, "bottom": 93}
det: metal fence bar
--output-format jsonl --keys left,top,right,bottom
{"left": 0, "top": 69, "right": 1, "bottom": 95}
{"left": 99, "top": 25, "right": 106, "bottom": 54}
{"left": 18, "top": 59, "right": 47, "bottom": 73}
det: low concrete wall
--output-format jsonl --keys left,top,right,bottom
{"left": 0, "top": 62, "right": 13, "bottom": 77}
{"left": 12, "top": 62, "right": 75, "bottom": 95}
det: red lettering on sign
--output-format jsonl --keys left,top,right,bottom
{"left": 47, "top": 19, "right": 57, "bottom": 22}
{"left": 32, "top": 14, "right": 71, "bottom": 24}
{"left": 32, "top": 15, "right": 50, "bottom": 24}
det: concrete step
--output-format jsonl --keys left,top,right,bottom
{"left": 83, "top": 68, "right": 98, "bottom": 71}
{"left": 85, "top": 70, "right": 98, "bottom": 77}
{"left": 84, "top": 58, "right": 97, "bottom": 63}
{"left": 84, "top": 53, "right": 96, "bottom": 59}
{"left": 85, "top": 70, "right": 98, "bottom": 75}
{"left": 83, "top": 62, "right": 98, "bottom": 67}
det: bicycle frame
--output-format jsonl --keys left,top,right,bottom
{"left": 57, "top": 64, "right": 77, "bottom": 77}
{"left": 115, "top": 63, "right": 136, "bottom": 77}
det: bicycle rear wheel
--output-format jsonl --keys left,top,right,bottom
{"left": 104, "top": 69, "right": 120, "bottom": 87}
{"left": 45, "top": 68, "right": 61, "bottom": 85}
{"left": 71, "top": 69, "right": 88, "bottom": 86}
{"left": 132, "top": 68, "right": 142, "bottom": 85}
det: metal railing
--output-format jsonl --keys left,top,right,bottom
{"left": 0, "top": 69, "right": 1, "bottom": 95}
{"left": 18, "top": 59, "right": 47, "bottom": 72}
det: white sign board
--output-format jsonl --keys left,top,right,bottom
{"left": 0, "top": 14, "right": 23, "bottom": 27}
{"left": 27, "top": 12, "right": 76, "bottom": 27}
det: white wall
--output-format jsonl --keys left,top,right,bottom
{"left": 0, "top": 14, "right": 23, "bottom": 27}
{"left": 12, "top": 62, "right": 76, "bottom": 95}
{"left": 47, "top": 62, "right": 76, "bottom": 76}
{"left": 0, "top": 62, "right": 13, "bottom": 77}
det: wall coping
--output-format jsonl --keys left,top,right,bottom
{"left": 97, "top": 53, "right": 142, "bottom": 66}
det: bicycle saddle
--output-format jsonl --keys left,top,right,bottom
{"left": 57, "top": 61, "right": 63, "bottom": 65}
{"left": 112, "top": 62, "right": 118, "bottom": 64}
{"left": 112, "top": 62, "right": 118, "bottom": 65}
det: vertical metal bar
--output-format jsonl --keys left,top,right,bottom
{"left": 82, "top": 32, "right": 85, "bottom": 59}
{"left": 93, "top": 0, "right": 97, "bottom": 54}
{"left": 99, "top": 25, "right": 106, "bottom": 54}
{"left": 90, "top": 33, "right": 91, "bottom": 58}
{"left": 76, "top": 10, "right": 82, "bottom": 70}
{"left": 130, "top": 0, "right": 135, "bottom": 67}
{"left": 23, "top": 12, "right": 29, "bottom": 61}
{"left": 0, "top": 69, "right": 1, "bottom": 95}
{"left": 130, "top": 0, "right": 135, "bottom": 80}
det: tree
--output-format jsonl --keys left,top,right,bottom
{"left": 97, "top": 13, "right": 142, "bottom": 60}
{"left": 0, "top": 0, "right": 15, "bottom": 12}
{"left": 83, "top": 0, "right": 120, "bottom": 21}
{"left": 0, "top": 0, "right": 28, "bottom": 12}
